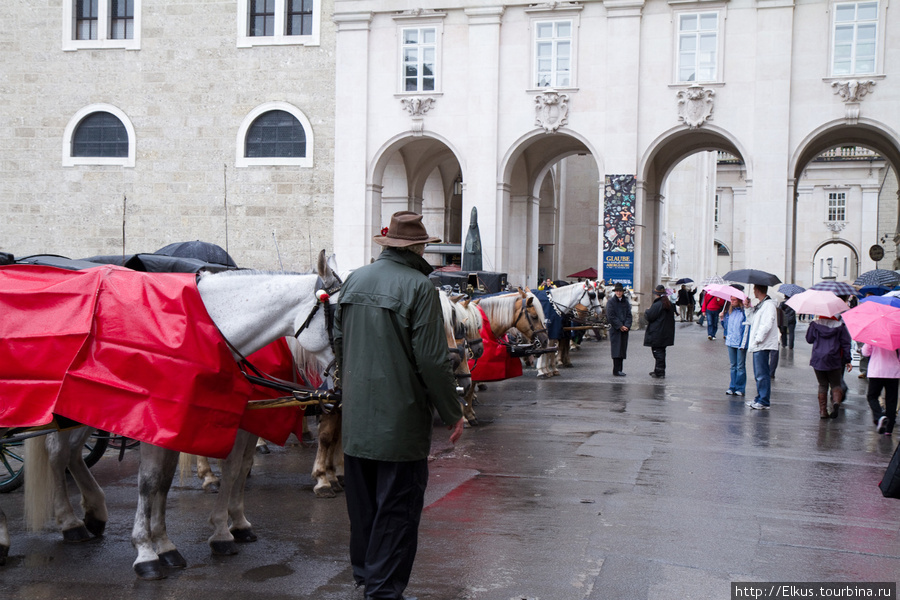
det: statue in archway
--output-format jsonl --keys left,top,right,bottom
{"left": 660, "top": 231, "right": 670, "bottom": 278}
{"left": 670, "top": 233, "right": 679, "bottom": 279}
{"left": 463, "top": 206, "right": 483, "bottom": 271}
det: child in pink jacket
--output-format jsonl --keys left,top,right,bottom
{"left": 860, "top": 343, "right": 900, "bottom": 435}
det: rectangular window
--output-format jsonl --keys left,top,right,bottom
{"left": 402, "top": 27, "right": 436, "bottom": 92}
{"left": 828, "top": 192, "right": 846, "bottom": 221}
{"left": 286, "top": 0, "right": 313, "bottom": 36}
{"left": 237, "top": 0, "right": 320, "bottom": 47}
{"left": 714, "top": 194, "right": 720, "bottom": 223}
{"left": 65, "top": 0, "right": 140, "bottom": 50}
{"left": 832, "top": 1, "right": 878, "bottom": 75}
{"left": 534, "top": 20, "right": 572, "bottom": 88}
{"left": 843, "top": 256, "right": 848, "bottom": 276}
{"left": 678, "top": 12, "right": 718, "bottom": 83}
{"left": 110, "top": 0, "right": 134, "bottom": 40}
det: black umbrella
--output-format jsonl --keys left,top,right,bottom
{"left": 723, "top": 269, "right": 781, "bottom": 286}
{"left": 675, "top": 277, "right": 694, "bottom": 285}
{"left": 155, "top": 241, "right": 237, "bottom": 267}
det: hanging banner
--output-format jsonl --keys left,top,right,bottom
{"left": 603, "top": 174, "right": 636, "bottom": 288}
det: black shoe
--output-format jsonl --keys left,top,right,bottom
{"left": 649, "top": 372, "right": 664, "bottom": 378}
{"left": 613, "top": 371, "right": 626, "bottom": 377}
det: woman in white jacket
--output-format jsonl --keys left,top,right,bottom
{"left": 860, "top": 343, "right": 900, "bottom": 435}
{"left": 744, "top": 285, "right": 780, "bottom": 409}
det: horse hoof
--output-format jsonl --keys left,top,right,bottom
{"left": 314, "top": 485, "right": 337, "bottom": 499}
{"left": 477, "top": 383, "right": 487, "bottom": 391}
{"left": 203, "top": 481, "right": 220, "bottom": 494}
{"left": 467, "top": 418, "right": 480, "bottom": 427}
{"left": 337, "top": 475, "right": 345, "bottom": 486}
{"left": 210, "top": 540, "right": 239, "bottom": 556}
{"left": 230, "top": 528, "right": 258, "bottom": 544}
{"left": 134, "top": 559, "right": 165, "bottom": 580}
{"left": 0, "top": 544, "right": 8, "bottom": 566}
{"left": 159, "top": 549, "right": 187, "bottom": 568}
{"left": 83, "top": 514, "right": 106, "bottom": 537}
{"left": 62, "top": 525, "right": 93, "bottom": 543}
{"left": 256, "top": 444, "right": 271, "bottom": 455}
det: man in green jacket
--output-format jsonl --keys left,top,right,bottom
{"left": 334, "top": 211, "right": 465, "bottom": 600}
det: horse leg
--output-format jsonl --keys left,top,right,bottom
{"left": 196, "top": 456, "right": 220, "bottom": 493}
{"left": 255, "top": 437, "right": 271, "bottom": 455}
{"left": 312, "top": 414, "right": 341, "bottom": 497}
{"left": 462, "top": 384, "right": 479, "bottom": 426}
{"left": 208, "top": 430, "right": 256, "bottom": 555}
{"left": 65, "top": 428, "right": 108, "bottom": 537}
{"left": 26, "top": 430, "right": 92, "bottom": 542}
{"left": 0, "top": 504, "right": 9, "bottom": 566}
{"left": 132, "top": 444, "right": 183, "bottom": 580}
{"left": 560, "top": 336, "right": 573, "bottom": 367}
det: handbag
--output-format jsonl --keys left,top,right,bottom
{"left": 880, "top": 441, "right": 900, "bottom": 499}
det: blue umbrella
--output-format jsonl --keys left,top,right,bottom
{"left": 860, "top": 295, "right": 900, "bottom": 308}
{"left": 854, "top": 269, "right": 900, "bottom": 288}
{"left": 858, "top": 285, "right": 889, "bottom": 297}
{"left": 778, "top": 283, "right": 806, "bottom": 297}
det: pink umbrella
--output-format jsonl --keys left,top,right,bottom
{"left": 786, "top": 289, "right": 849, "bottom": 318}
{"left": 841, "top": 301, "right": 900, "bottom": 350}
{"left": 704, "top": 283, "right": 747, "bottom": 302}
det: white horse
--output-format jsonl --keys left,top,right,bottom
{"left": 535, "top": 281, "right": 604, "bottom": 378}
{"left": 15, "top": 252, "right": 340, "bottom": 579}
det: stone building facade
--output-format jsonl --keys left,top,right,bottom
{"left": 0, "top": 0, "right": 336, "bottom": 271}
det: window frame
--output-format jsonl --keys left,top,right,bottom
{"left": 531, "top": 18, "right": 575, "bottom": 89}
{"left": 826, "top": 190, "right": 847, "bottom": 222}
{"left": 236, "top": 102, "right": 314, "bottom": 168}
{"left": 399, "top": 26, "right": 439, "bottom": 94}
{"left": 63, "top": 104, "right": 136, "bottom": 167}
{"left": 828, "top": 0, "right": 882, "bottom": 77}
{"left": 237, "top": 0, "right": 321, "bottom": 48}
{"left": 525, "top": 4, "right": 581, "bottom": 92}
{"left": 62, "top": 0, "right": 141, "bottom": 51}
{"left": 672, "top": 7, "right": 725, "bottom": 85}
{"left": 393, "top": 15, "right": 445, "bottom": 96}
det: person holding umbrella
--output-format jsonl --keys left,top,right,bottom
{"left": 805, "top": 311, "right": 852, "bottom": 419}
{"left": 644, "top": 284, "right": 676, "bottom": 378}
{"left": 860, "top": 343, "right": 900, "bottom": 435}
{"left": 721, "top": 289, "right": 749, "bottom": 397}
{"left": 745, "top": 284, "right": 780, "bottom": 410}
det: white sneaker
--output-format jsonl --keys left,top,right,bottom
{"left": 877, "top": 416, "right": 888, "bottom": 434}
{"left": 745, "top": 400, "right": 755, "bottom": 407}
{"left": 735, "top": 391, "right": 744, "bottom": 397}
{"left": 750, "top": 402, "right": 770, "bottom": 410}
{"left": 726, "top": 389, "right": 735, "bottom": 395}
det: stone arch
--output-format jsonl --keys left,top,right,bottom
{"left": 789, "top": 119, "right": 900, "bottom": 282}
{"left": 810, "top": 238, "right": 861, "bottom": 283}
{"left": 366, "top": 132, "right": 466, "bottom": 264}
{"left": 498, "top": 129, "right": 605, "bottom": 287}
{"left": 636, "top": 125, "right": 751, "bottom": 304}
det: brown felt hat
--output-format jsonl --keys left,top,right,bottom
{"left": 374, "top": 211, "right": 441, "bottom": 247}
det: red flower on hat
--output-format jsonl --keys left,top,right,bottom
{"left": 381, "top": 227, "right": 389, "bottom": 236}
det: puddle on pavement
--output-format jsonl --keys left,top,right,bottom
{"left": 241, "top": 563, "right": 294, "bottom": 581}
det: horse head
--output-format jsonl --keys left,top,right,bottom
{"left": 514, "top": 288, "right": 550, "bottom": 347}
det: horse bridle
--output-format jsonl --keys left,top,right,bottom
{"left": 548, "top": 283, "right": 602, "bottom": 321}
{"left": 514, "top": 296, "right": 548, "bottom": 340}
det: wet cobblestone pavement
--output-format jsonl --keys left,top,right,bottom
{"left": 2, "top": 319, "right": 898, "bottom": 599}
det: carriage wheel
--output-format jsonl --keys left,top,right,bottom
{"left": 83, "top": 430, "right": 111, "bottom": 468}
{"left": 107, "top": 434, "right": 140, "bottom": 451}
{"left": 0, "top": 439, "right": 25, "bottom": 493}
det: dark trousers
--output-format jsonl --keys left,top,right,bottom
{"left": 613, "top": 357, "right": 623, "bottom": 373}
{"left": 779, "top": 323, "right": 796, "bottom": 348}
{"left": 651, "top": 347, "right": 667, "bottom": 375}
{"left": 344, "top": 454, "right": 428, "bottom": 599}
{"left": 867, "top": 378, "right": 899, "bottom": 434}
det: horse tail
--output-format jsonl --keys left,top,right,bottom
{"left": 24, "top": 436, "right": 53, "bottom": 532}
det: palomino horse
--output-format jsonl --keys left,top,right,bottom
{"left": 16, "top": 252, "right": 340, "bottom": 579}
{"left": 535, "top": 281, "right": 604, "bottom": 379}
{"left": 462, "top": 288, "right": 550, "bottom": 425}
{"left": 307, "top": 288, "right": 476, "bottom": 499}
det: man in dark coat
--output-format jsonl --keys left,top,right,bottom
{"left": 607, "top": 282, "right": 632, "bottom": 376}
{"left": 644, "top": 284, "right": 676, "bottom": 378}
{"left": 334, "top": 211, "right": 465, "bottom": 600}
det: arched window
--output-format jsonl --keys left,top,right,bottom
{"left": 236, "top": 102, "right": 314, "bottom": 167}
{"left": 245, "top": 110, "right": 306, "bottom": 158}
{"left": 63, "top": 104, "right": 135, "bottom": 167}
{"left": 72, "top": 112, "right": 129, "bottom": 157}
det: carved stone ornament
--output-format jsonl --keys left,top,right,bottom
{"left": 676, "top": 85, "right": 715, "bottom": 129}
{"left": 534, "top": 89, "right": 569, "bottom": 133}
{"left": 831, "top": 79, "right": 876, "bottom": 102}
{"left": 825, "top": 221, "right": 847, "bottom": 234}
{"left": 401, "top": 97, "right": 435, "bottom": 117}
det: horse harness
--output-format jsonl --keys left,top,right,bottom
{"left": 547, "top": 283, "right": 602, "bottom": 322}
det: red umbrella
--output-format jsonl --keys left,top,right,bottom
{"left": 841, "top": 301, "right": 900, "bottom": 350}
{"left": 567, "top": 267, "right": 598, "bottom": 279}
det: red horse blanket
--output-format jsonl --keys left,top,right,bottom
{"left": 0, "top": 265, "right": 305, "bottom": 458}
{"left": 468, "top": 306, "right": 523, "bottom": 382}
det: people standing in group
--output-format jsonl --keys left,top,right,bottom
{"left": 745, "top": 284, "right": 780, "bottom": 410}
{"left": 607, "top": 282, "right": 632, "bottom": 376}
{"left": 722, "top": 295, "right": 749, "bottom": 397}
{"left": 334, "top": 211, "right": 465, "bottom": 600}
{"left": 805, "top": 312, "right": 853, "bottom": 419}
{"left": 701, "top": 291, "right": 726, "bottom": 340}
{"left": 779, "top": 296, "right": 797, "bottom": 350}
{"left": 861, "top": 343, "right": 900, "bottom": 435}
{"left": 676, "top": 285, "right": 692, "bottom": 322}
{"left": 644, "top": 284, "right": 676, "bottom": 378}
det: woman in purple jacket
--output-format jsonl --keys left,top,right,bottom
{"left": 805, "top": 315, "right": 852, "bottom": 419}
